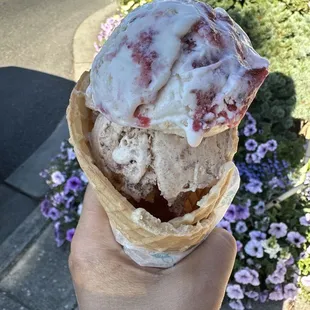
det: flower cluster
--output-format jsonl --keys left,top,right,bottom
{"left": 40, "top": 141, "right": 87, "bottom": 246}
{"left": 297, "top": 170, "right": 310, "bottom": 300}
{"left": 217, "top": 113, "right": 310, "bottom": 308}
{"left": 94, "top": 15, "right": 123, "bottom": 55}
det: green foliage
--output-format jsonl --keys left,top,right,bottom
{"left": 225, "top": 0, "right": 310, "bottom": 120}
{"left": 240, "top": 72, "right": 305, "bottom": 167}
{"left": 208, "top": 0, "right": 308, "bottom": 165}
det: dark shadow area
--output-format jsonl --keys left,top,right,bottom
{"left": 248, "top": 71, "right": 304, "bottom": 167}
{"left": 0, "top": 66, "right": 75, "bottom": 181}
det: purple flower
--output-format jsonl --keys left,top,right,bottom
{"left": 77, "top": 203, "right": 83, "bottom": 215}
{"left": 65, "top": 176, "right": 82, "bottom": 193}
{"left": 236, "top": 221, "right": 247, "bottom": 234}
{"left": 301, "top": 275, "right": 310, "bottom": 287}
{"left": 276, "top": 262, "right": 287, "bottom": 275}
{"left": 97, "top": 34, "right": 103, "bottom": 42}
{"left": 224, "top": 204, "right": 237, "bottom": 222}
{"left": 245, "top": 179, "right": 263, "bottom": 194}
{"left": 55, "top": 237, "right": 64, "bottom": 247}
{"left": 253, "top": 201, "right": 265, "bottom": 215}
{"left": 245, "top": 154, "right": 253, "bottom": 163}
{"left": 48, "top": 207, "right": 60, "bottom": 221}
{"left": 246, "top": 113, "right": 256, "bottom": 126}
{"left": 269, "top": 289, "right": 284, "bottom": 301}
{"left": 60, "top": 141, "right": 66, "bottom": 152}
{"left": 52, "top": 192, "right": 65, "bottom": 205}
{"left": 235, "top": 205, "right": 250, "bottom": 220}
{"left": 299, "top": 215, "right": 310, "bottom": 226}
{"left": 268, "top": 223, "right": 288, "bottom": 238}
{"left": 228, "top": 300, "right": 244, "bottom": 310}
{"left": 249, "top": 231, "right": 266, "bottom": 241}
{"left": 245, "top": 291, "right": 259, "bottom": 300}
{"left": 244, "top": 124, "right": 257, "bottom": 137}
{"left": 284, "top": 255, "right": 294, "bottom": 266}
{"left": 65, "top": 196, "right": 74, "bottom": 209}
{"left": 236, "top": 241, "right": 243, "bottom": 252}
{"left": 267, "top": 270, "right": 285, "bottom": 285}
{"left": 244, "top": 199, "right": 251, "bottom": 208}
{"left": 54, "top": 221, "right": 65, "bottom": 247}
{"left": 256, "top": 144, "right": 268, "bottom": 158}
{"left": 51, "top": 171, "right": 65, "bottom": 185}
{"left": 64, "top": 215, "right": 74, "bottom": 223}
{"left": 266, "top": 139, "right": 278, "bottom": 152}
{"left": 251, "top": 153, "right": 261, "bottom": 163}
{"left": 245, "top": 139, "right": 258, "bottom": 151}
{"left": 287, "top": 231, "right": 306, "bottom": 248}
{"left": 234, "top": 269, "right": 253, "bottom": 284}
{"left": 54, "top": 221, "right": 60, "bottom": 230}
{"left": 66, "top": 228, "right": 75, "bottom": 242}
{"left": 40, "top": 199, "right": 51, "bottom": 218}
{"left": 248, "top": 269, "right": 260, "bottom": 286}
{"left": 226, "top": 284, "right": 244, "bottom": 299}
{"left": 67, "top": 148, "right": 76, "bottom": 160}
{"left": 217, "top": 220, "right": 232, "bottom": 233}
{"left": 80, "top": 172, "right": 88, "bottom": 184}
{"left": 259, "top": 291, "right": 268, "bottom": 303}
{"left": 283, "top": 283, "right": 297, "bottom": 299}
{"left": 39, "top": 170, "right": 48, "bottom": 178}
{"left": 268, "top": 177, "right": 285, "bottom": 189}
{"left": 244, "top": 240, "right": 263, "bottom": 258}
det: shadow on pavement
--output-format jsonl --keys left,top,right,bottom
{"left": 0, "top": 66, "right": 75, "bottom": 181}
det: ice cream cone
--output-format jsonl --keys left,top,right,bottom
{"left": 67, "top": 71, "right": 239, "bottom": 253}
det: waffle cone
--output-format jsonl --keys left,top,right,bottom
{"left": 67, "top": 71, "right": 239, "bottom": 252}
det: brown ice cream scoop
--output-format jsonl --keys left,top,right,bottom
{"left": 89, "top": 110, "right": 238, "bottom": 221}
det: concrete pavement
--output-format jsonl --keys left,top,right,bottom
{"left": 0, "top": 0, "right": 115, "bottom": 181}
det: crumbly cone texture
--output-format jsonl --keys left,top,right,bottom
{"left": 67, "top": 71, "right": 237, "bottom": 252}
{"left": 90, "top": 113, "right": 237, "bottom": 217}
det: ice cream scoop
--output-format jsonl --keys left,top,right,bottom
{"left": 87, "top": 0, "right": 269, "bottom": 147}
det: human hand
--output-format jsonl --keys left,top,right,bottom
{"left": 69, "top": 185, "right": 236, "bottom": 310}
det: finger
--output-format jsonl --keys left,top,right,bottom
{"left": 165, "top": 228, "right": 236, "bottom": 310}
{"left": 72, "top": 184, "right": 122, "bottom": 253}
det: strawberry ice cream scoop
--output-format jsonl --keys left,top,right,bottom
{"left": 88, "top": 0, "right": 269, "bottom": 147}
